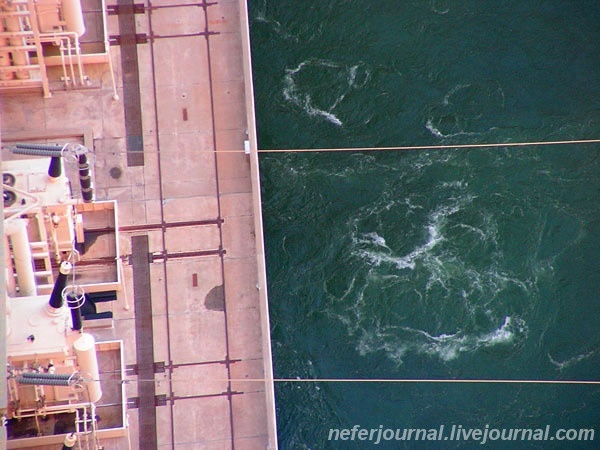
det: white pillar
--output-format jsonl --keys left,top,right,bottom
{"left": 6, "top": 219, "right": 36, "bottom": 297}
{"left": 73, "top": 333, "right": 102, "bottom": 403}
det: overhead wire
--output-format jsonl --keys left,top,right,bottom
{"left": 252, "top": 138, "right": 600, "bottom": 153}
{"left": 94, "top": 376, "right": 600, "bottom": 386}
{"left": 4, "top": 138, "right": 599, "bottom": 156}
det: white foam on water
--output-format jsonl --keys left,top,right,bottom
{"left": 282, "top": 59, "right": 371, "bottom": 126}
{"left": 548, "top": 350, "right": 596, "bottom": 371}
{"left": 283, "top": 63, "right": 344, "bottom": 126}
{"left": 356, "top": 316, "right": 527, "bottom": 364}
{"left": 430, "top": 0, "right": 450, "bottom": 15}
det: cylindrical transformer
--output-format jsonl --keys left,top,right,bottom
{"left": 62, "top": 0, "right": 86, "bottom": 37}
{"left": 6, "top": 219, "right": 37, "bottom": 297}
{"left": 73, "top": 333, "right": 102, "bottom": 403}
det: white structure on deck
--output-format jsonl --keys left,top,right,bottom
{"left": 0, "top": 0, "right": 117, "bottom": 98}
{"left": 2, "top": 152, "right": 128, "bottom": 449}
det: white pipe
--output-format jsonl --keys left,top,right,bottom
{"left": 73, "top": 333, "right": 102, "bottom": 403}
{"left": 5, "top": 218, "right": 37, "bottom": 297}
{"left": 58, "top": 37, "right": 70, "bottom": 86}
{"left": 39, "top": 31, "right": 86, "bottom": 86}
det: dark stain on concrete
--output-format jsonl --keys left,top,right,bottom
{"left": 205, "top": 285, "right": 225, "bottom": 311}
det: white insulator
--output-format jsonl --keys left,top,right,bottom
{"left": 6, "top": 219, "right": 37, "bottom": 297}
{"left": 73, "top": 333, "right": 102, "bottom": 403}
{"left": 63, "top": 432, "right": 77, "bottom": 447}
{"left": 62, "top": 0, "right": 86, "bottom": 37}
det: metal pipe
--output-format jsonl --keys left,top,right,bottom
{"left": 38, "top": 31, "right": 87, "bottom": 86}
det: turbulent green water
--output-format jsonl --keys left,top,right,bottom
{"left": 249, "top": 1, "right": 600, "bottom": 448}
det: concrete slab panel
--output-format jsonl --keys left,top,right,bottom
{"left": 159, "top": 130, "right": 214, "bottom": 155}
{"left": 208, "top": 32, "right": 244, "bottom": 83}
{"left": 225, "top": 307, "right": 263, "bottom": 360}
{"left": 158, "top": 132, "right": 216, "bottom": 181}
{"left": 126, "top": 409, "right": 140, "bottom": 450}
{"left": 162, "top": 196, "right": 219, "bottom": 222}
{"left": 212, "top": 80, "right": 247, "bottom": 132}
{"left": 233, "top": 435, "right": 271, "bottom": 450}
{"left": 172, "top": 363, "right": 228, "bottom": 397}
{"left": 149, "top": 261, "right": 167, "bottom": 315}
{"left": 1, "top": 96, "right": 46, "bottom": 132}
{"left": 231, "top": 391, "right": 269, "bottom": 439}
{"left": 152, "top": 313, "right": 169, "bottom": 362}
{"left": 218, "top": 176, "right": 252, "bottom": 195}
{"left": 145, "top": 181, "right": 163, "bottom": 201}
{"left": 151, "top": 5, "right": 206, "bottom": 37}
{"left": 162, "top": 179, "right": 217, "bottom": 198}
{"left": 215, "top": 128, "right": 246, "bottom": 152}
{"left": 216, "top": 151, "right": 251, "bottom": 179}
{"left": 156, "top": 404, "right": 174, "bottom": 448}
{"left": 207, "top": 0, "right": 241, "bottom": 34}
{"left": 165, "top": 257, "right": 222, "bottom": 315}
{"left": 146, "top": 229, "right": 165, "bottom": 253}
{"left": 213, "top": 98, "right": 247, "bottom": 133}
{"left": 172, "top": 440, "right": 232, "bottom": 450}
{"left": 44, "top": 91, "right": 104, "bottom": 136}
{"left": 153, "top": 36, "right": 209, "bottom": 87}
{"left": 230, "top": 358, "right": 265, "bottom": 394}
{"left": 145, "top": 199, "right": 164, "bottom": 223}
{"left": 156, "top": 83, "right": 213, "bottom": 134}
{"left": 165, "top": 225, "right": 220, "bottom": 253}
{"left": 220, "top": 192, "right": 253, "bottom": 218}
{"left": 169, "top": 310, "right": 227, "bottom": 364}
{"left": 223, "top": 256, "right": 259, "bottom": 310}
{"left": 221, "top": 215, "right": 256, "bottom": 258}
{"left": 173, "top": 396, "right": 231, "bottom": 444}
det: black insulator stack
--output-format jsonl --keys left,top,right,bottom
{"left": 70, "top": 301, "right": 83, "bottom": 331}
{"left": 78, "top": 154, "right": 93, "bottom": 202}
{"left": 49, "top": 270, "right": 69, "bottom": 309}
{"left": 48, "top": 157, "right": 62, "bottom": 178}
